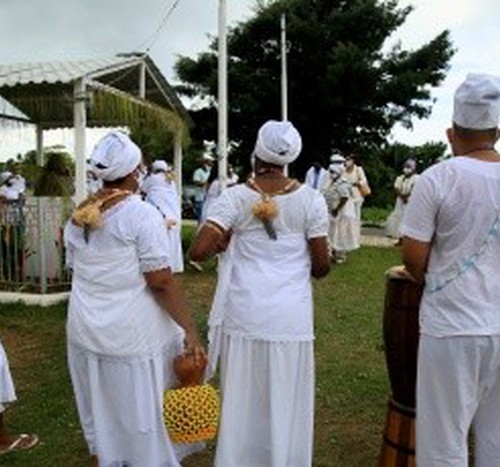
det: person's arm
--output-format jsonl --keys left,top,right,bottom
{"left": 332, "top": 196, "right": 348, "bottom": 216}
{"left": 190, "top": 221, "right": 230, "bottom": 262}
{"left": 402, "top": 237, "right": 431, "bottom": 284}
{"left": 144, "top": 269, "right": 205, "bottom": 361}
{"left": 308, "top": 237, "right": 330, "bottom": 278}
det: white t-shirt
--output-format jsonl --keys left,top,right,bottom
{"left": 207, "top": 183, "right": 328, "bottom": 341}
{"left": 401, "top": 156, "right": 500, "bottom": 337}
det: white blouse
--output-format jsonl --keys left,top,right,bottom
{"left": 64, "top": 195, "right": 183, "bottom": 356}
{"left": 207, "top": 183, "right": 328, "bottom": 341}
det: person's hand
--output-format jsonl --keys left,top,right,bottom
{"left": 184, "top": 330, "right": 207, "bottom": 365}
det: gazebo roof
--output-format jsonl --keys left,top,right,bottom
{"left": 0, "top": 53, "right": 192, "bottom": 132}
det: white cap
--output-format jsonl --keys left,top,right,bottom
{"left": 202, "top": 154, "right": 215, "bottom": 162}
{"left": 151, "top": 160, "right": 169, "bottom": 172}
{"left": 453, "top": 73, "right": 500, "bottom": 130}
{"left": 330, "top": 153, "right": 346, "bottom": 164}
{"left": 253, "top": 120, "right": 302, "bottom": 166}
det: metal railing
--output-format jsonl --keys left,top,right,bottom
{"left": 0, "top": 197, "right": 73, "bottom": 293}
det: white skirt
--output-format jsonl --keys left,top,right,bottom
{"left": 68, "top": 339, "right": 202, "bottom": 467}
{"left": 0, "top": 339, "right": 16, "bottom": 408}
{"left": 328, "top": 213, "right": 360, "bottom": 252}
{"left": 215, "top": 332, "right": 314, "bottom": 467}
{"left": 167, "top": 225, "right": 184, "bottom": 274}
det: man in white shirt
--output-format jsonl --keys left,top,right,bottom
{"left": 192, "top": 154, "right": 213, "bottom": 223}
{"left": 402, "top": 73, "right": 500, "bottom": 467}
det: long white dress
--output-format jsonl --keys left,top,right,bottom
{"left": 64, "top": 195, "right": 196, "bottom": 467}
{"left": 143, "top": 173, "right": 184, "bottom": 273}
{"left": 322, "top": 177, "right": 359, "bottom": 252}
{"left": 0, "top": 339, "right": 16, "bottom": 412}
{"left": 206, "top": 183, "right": 329, "bottom": 467}
{"left": 386, "top": 173, "right": 419, "bottom": 238}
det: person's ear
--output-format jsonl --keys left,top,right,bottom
{"left": 446, "top": 127, "right": 454, "bottom": 145}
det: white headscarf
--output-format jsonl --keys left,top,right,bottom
{"left": 90, "top": 131, "right": 141, "bottom": 181}
{"left": 253, "top": 120, "right": 302, "bottom": 166}
{"left": 453, "top": 73, "right": 500, "bottom": 130}
{"left": 151, "top": 160, "right": 169, "bottom": 173}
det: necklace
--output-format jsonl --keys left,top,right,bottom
{"left": 247, "top": 178, "right": 300, "bottom": 196}
{"left": 466, "top": 147, "right": 500, "bottom": 161}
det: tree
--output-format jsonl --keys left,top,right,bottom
{"left": 174, "top": 0, "right": 454, "bottom": 176}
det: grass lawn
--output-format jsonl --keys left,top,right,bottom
{"left": 0, "top": 244, "right": 401, "bottom": 466}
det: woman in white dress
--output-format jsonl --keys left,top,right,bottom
{"left": 142, "top": 160, "right": 184, "bottom": 273}
{"left": 64, "top": 131, "right": 205, "bottom": 467}
{"left": 343, "top": 154, "right": 369, "bottom": 245}
{"left": 322, "top": 163, "right": 359, "bottom": 263}
{"left": 386, "top": 158, "right": 419, "bottom": 242}
{"left": 190, "top": 120, "right": 330, "bottom": 467}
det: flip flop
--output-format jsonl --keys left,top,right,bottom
{"left": 0, "top": 434, "right": 39, "bottom": 455}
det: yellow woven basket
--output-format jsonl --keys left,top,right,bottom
{"left": 163, "top": 383, "right": 220, "bottom": 444}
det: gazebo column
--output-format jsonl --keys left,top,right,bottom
{"left": 173, "top": 130, "right": 183, "bottom": 205}
{"left": 35, "top": 125, "right": 44, "bottom": 166}
{"left": 73, "top": 78, "right": 87, "bottom": 204}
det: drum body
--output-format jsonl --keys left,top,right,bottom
{"left": 379, "top": 266, "right": 423, "bottom": 467}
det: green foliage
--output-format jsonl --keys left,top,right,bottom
{"left": 174, "top": 0, "right": 455, "bottom": 179}
{"left": 33, "top": 152, "right": 75, "bottom": 197}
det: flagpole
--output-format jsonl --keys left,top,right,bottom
{"left": 281, "top": 13, "right": 288, "bottom": 122}
{"left": 281, "top": 12, "right": 289, "bottom": 176}
{"left": 218, "top": 0, "right": 228, "bottom": 189}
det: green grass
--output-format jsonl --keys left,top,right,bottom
{"left": 361, "top": 206, "right": 391, "bottom": 227}
{"left": 0, "top": 245, "right": 402, "bottom": 466}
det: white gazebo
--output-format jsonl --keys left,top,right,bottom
{"left": 0, "top": 53, "right": 192, "bottom": 202}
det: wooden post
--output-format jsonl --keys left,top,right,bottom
{"left": 218, "top": 0, "right": 228, "bottom": 190}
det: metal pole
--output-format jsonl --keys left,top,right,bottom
{"left": 281, "top": 13, "right": 289, "bottom": 176}
{"left": 74, "top": 78, "right": 87, "bottom": 204}
{"left": 281, "top": 13, "right": 288, "bottom": 122}
{"left": 218, "top": 0, "right": 228, "bottom": 190}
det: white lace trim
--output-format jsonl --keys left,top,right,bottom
{"left": 139, "top": 257, "right": 170, "bottom": 273}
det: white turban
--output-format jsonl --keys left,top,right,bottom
{"left": 152, "top": 160, "right": 169, "bottom": 173}
{"left": 453, "top": 73, "right": 500, "bottom": 130}
{"left": 254, "top": 120, "right": 302, "bottom": 166}
{"left": 90, "top": 131, "right": 141, "bottom": 181}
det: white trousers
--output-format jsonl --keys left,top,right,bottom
{"left": 416, "top": 335, "right": 500, "bottom": 467}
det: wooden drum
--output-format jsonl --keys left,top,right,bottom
{"left": 379, "top": 266, "right": 423, "bottom": 467}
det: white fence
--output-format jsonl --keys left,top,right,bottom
{"left": 0, "top": 197, "right": 73, "bottom": 293}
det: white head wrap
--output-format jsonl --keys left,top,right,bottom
{"left": 151, "top": 160, "right": 169, "bottom": 173}
{"left": 330, "top": 153, "right": 346, "bottom": 164}
{"left": 328, "top": 163, "right": 345, "bottom": 176}
{"left": 453, "top": 73, "right": 500, "bottom": 130}
{"left": 253, "top": 120, "right": 302, "bottom": 166}
{"left": 202, "top": 154, "right": 215, "bottom": 162}
{"left": 404, "top": 158, "right": 416, "bottom": 171}
{"left": 90, "top": 131, "right": 141, "bottom": 181}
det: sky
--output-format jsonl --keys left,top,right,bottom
{"left": 0, "top": 0, "right": 499, "bottom": 160}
